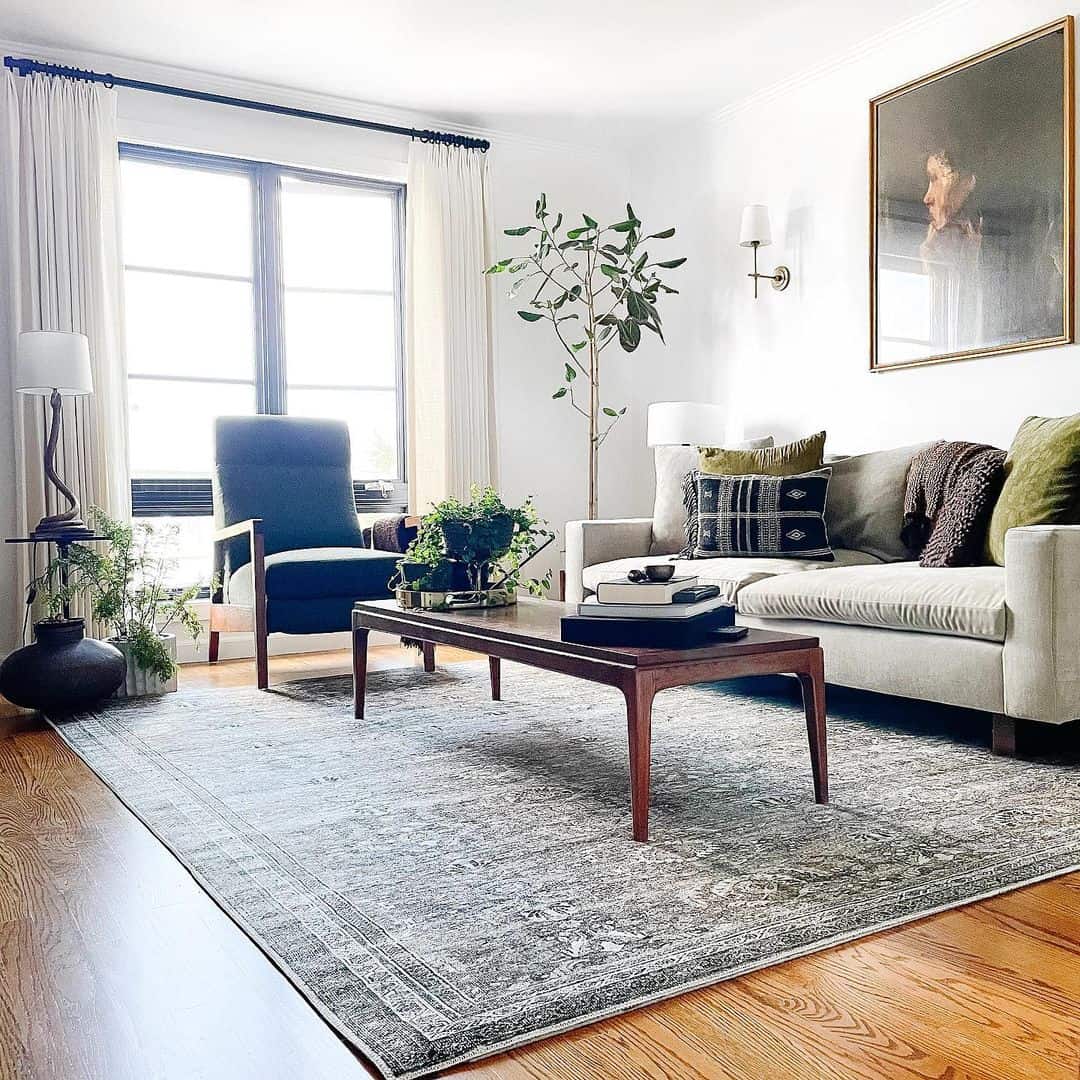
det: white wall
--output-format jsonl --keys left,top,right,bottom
{"left": 634, "top": 0, "right": 1080, "bottom": 455}
{"left": 0, "top": 39, "right": 646, "bottom": 656}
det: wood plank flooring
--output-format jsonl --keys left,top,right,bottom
{"left": 0, "top": 647, "right": 1077, "bottom": 1080}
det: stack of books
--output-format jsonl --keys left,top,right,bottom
{"left": 561, "top": 574, "right": 739, "bottom": 647}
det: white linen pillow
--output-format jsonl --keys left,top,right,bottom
{"left": 649, "top": 436, "right": 774, "bottom": 555}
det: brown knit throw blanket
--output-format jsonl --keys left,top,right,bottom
{"left": 371, "top": 515, "right": 416, "bottom": 554}
{"left": 901, "top": 440, "right": 1006, "bottom": 568}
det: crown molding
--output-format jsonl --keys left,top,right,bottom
{"left": 0, "top": 34, "right": 615, "bottom": 159}
{"left": 704, "top": 0, "right": 978, "bottom": 126}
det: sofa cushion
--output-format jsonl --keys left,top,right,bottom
{"left": 699, "top": 430, "right": 826, "bottom": 477}
{"left": 825, "top": 443, "right": 930, "bottom": 562}
{"left": 650, "top": 437, "right": 773, "bottom": 556}
{"left": 683, "top": 469, "right": 834, "bottom": 560}
{"left": 987, "top": 413, "right": 1080, "bottom": 565}
{"left": 738, "top": 562, "right": 1006, "bottom": 642}
{"left": 228, "top": 547, "right": 398, "bottom": 605}
{"left": 582, "top": 548, "right": 880, "bottom": 604}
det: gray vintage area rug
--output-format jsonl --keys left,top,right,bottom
{"left": 52, "top": 664, "right": 1079, "bottom": 1079}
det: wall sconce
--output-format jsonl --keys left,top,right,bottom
{"left": 739, "top": 204, "right": 790, "bottom": 298}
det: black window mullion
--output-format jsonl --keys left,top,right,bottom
{"left": 254, "top": 164, "right": 286, "bottom": 414}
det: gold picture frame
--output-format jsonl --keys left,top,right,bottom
{"left": 869, "top": 17, "right": 1074, "bottom": 372}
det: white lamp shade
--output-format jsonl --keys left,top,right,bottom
{"left": 738, "top": 204, "right": 772, "bottom": 248}
{"left": 15, "top": 331, "right": 93, "bottom": 395}
{"left": 647, "top": 401, "right": 727, "bottom": 447}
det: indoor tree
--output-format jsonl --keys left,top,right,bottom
{"left": 486, "top": 195, "right": 685, "bottom": 518}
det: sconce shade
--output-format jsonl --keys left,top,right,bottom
{"left": 647, "top": 401, "right": 727, "bottom": 447}
{"left": 739, "top": 204, "right": 772, "bottom": 248}
{"left": 15, "top": 331, "right": 93, "bottom": 396}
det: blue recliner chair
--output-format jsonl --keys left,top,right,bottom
{"left": 207, "top": 415, "right": 401, "bottom": 688}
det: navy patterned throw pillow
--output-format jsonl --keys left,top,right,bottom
{"left": 681, "top": 469, "right": 834, "bottom": 560}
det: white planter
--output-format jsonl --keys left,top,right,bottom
{"left": 111, "top": 634, "right": 178, "bottom": 697}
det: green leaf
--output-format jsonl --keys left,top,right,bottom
{"left": 504, "top": 226, "right": 533, "bottom": 236}
{"left": 647, "top": 227, "right": 676, "bottom": 239}
{"left": 566, "top": 226, "right": 592, "bottom": 239}
{"left": 571, "top": 341, "right": 587, "bottom": 351}
{"left": 602, "top": 407, "right": 618, "bottom": 417}
{"left": 517, "top": 310, "right": 543, "bottom": 322}
{"left": 655, "top": 257, "right": 687, "bottom": 269}
{"left": 583, "top": 214, "right": 598, "bottom": 228}
{"left": 552, "top": 212, "right": 563, "bottom": 231}
{"left": 658, "top": 283, "right": 680, "bottom": 294}
{"left": 626, "top": 291, "right": 647, "bottom": 320}
{"left": 564, "top": 363, "right": 577, "bottom": 382}
{"left": 619, "top": 406, "right": 627, "bottom": 415}
{"left": 617, "top": 318, "right": 641, "bottom": 352}
{"left": 600, "top": 263, "right": 622, "bottom": 279}
{"left": 552, "top": 387, "right": 568, "bottom": 399}
{"left": 568, "top": 284, "right": 582, "bottom": 300}
{"left": 626, "top": 202, "right": 636, "bottom": 221}
{"left": 609, "top": 219, "right": 638, "bottom": 233}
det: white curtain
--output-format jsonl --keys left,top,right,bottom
{"left": 405, "top": 141, "right": 497, "bottom": 513}
{"left": 0, "top": 71, "right": 130, "bottom": 644}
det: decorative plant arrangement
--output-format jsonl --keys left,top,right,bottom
{"left": 395, "top": 487, "right": 553, "bottom": 610}
{"left": 71, "top": 508, "right": 208, "bottom": 693}
{"left": 486, "top": 194, "right": 685, "bottom": 518}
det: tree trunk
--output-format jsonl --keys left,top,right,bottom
{"left": 587, "top": 314, "right": 599, "bottom": 519}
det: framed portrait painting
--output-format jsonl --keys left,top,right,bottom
{"left": 870, "top": 18, "right": 1074, "bottom": 371}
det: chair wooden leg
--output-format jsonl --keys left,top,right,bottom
{"left": 992, "top": 713, "right": 1017, "bottom": 756}
{"left": 207, "top": 630, "right": 220, "bottom": 664}
{"left": 422, "top": 641, "right": 436, "bottom": 672}
{"left": 253, "top": 529, "right": 269, "bottom": 690}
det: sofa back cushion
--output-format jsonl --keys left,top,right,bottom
{"left": 825, "top": 443, "right": 931, "bottom": 562}
{"left": 650, "top": 436, "right": 772, "bottom": 555}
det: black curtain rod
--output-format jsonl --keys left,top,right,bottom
{"left": 3, "top": 55, "right": 490, "bottom": 151}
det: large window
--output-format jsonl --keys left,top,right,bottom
{"left": 119, "top": 145, "right": 406, "bottom": 583}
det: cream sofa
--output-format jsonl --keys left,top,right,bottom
{"left": 564, "top": 444, "right": 1080, "bottom": 754}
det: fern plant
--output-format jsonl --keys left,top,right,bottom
{"left": 70, "top": 508, "right": 208, "bottom": 682}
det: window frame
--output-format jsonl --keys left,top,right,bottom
{"left": 120, "top": 142, "right": 409, "bottom": 517}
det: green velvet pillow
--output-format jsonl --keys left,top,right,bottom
{"left": 699, "top": 430, "right": 826, "bottom": 477}
{"left": 986, "top": 414, "right": 1080, "bottom": 566}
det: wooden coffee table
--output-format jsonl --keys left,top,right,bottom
{"left": 351, "top": 598, "right": 827, "bottom": 842}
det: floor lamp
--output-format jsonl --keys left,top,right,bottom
{"left": 15, "top": 331, "right": 95, "bottom": 538}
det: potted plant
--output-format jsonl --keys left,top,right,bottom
{"left": 395, "top": 488, "right": 552, "bottom": 609}
{"left": 72, "top": 508, "right": 208, "bottom": 696}
{"left": 486, "top": 195, "right": 685, "bottom": 518}
{"left": 0, "top": 550, "right": 126, "bottom": 712}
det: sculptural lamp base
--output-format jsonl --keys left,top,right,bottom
{"left": 29, "top": 518, "right": 94, "bottom": 541}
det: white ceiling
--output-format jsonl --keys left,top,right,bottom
{"left": 2, "top": 0, "right": 949, "bottom": 133}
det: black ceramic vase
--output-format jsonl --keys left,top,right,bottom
{"left": 0, "top": 619, "right": 126, "bottom": 712}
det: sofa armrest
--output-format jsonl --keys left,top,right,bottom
{"left": 563, "top": 518, "right": 654, "bottom": 604}
{"left": 1004, "top": 525, "right": 1080, "bottom": 724}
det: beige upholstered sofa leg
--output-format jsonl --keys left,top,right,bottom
{"left": 991, "top": 714, "right": 1017, "bottom": 757}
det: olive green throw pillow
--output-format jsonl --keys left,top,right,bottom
{"left": 699, "top": 430, "right": 826, "bottom": 478}
{"left": 986, "top": 414, "right": 1080, "bottom": 566}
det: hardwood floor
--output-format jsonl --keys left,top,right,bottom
{"left": 0, "top": 647, "right": 1077, "bottom": 1080}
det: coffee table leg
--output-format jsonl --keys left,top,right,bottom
{"left": 624, "top": 677, "right": 654, "bottom": 842}
{"left": 489, "top": 656, "right": 501, "bottom": 700}
{"left": 797, "top": 648, "right": 828, "bottom": 804}
{"left": 422, "top": 641, "right": 436, "bottom": 672}
{"left": 352, "top": 626, "right": 369, "bottom": 719}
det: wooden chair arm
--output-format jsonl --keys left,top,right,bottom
{"left": 213, "top": 518, "right": 264, "bottom": 543}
